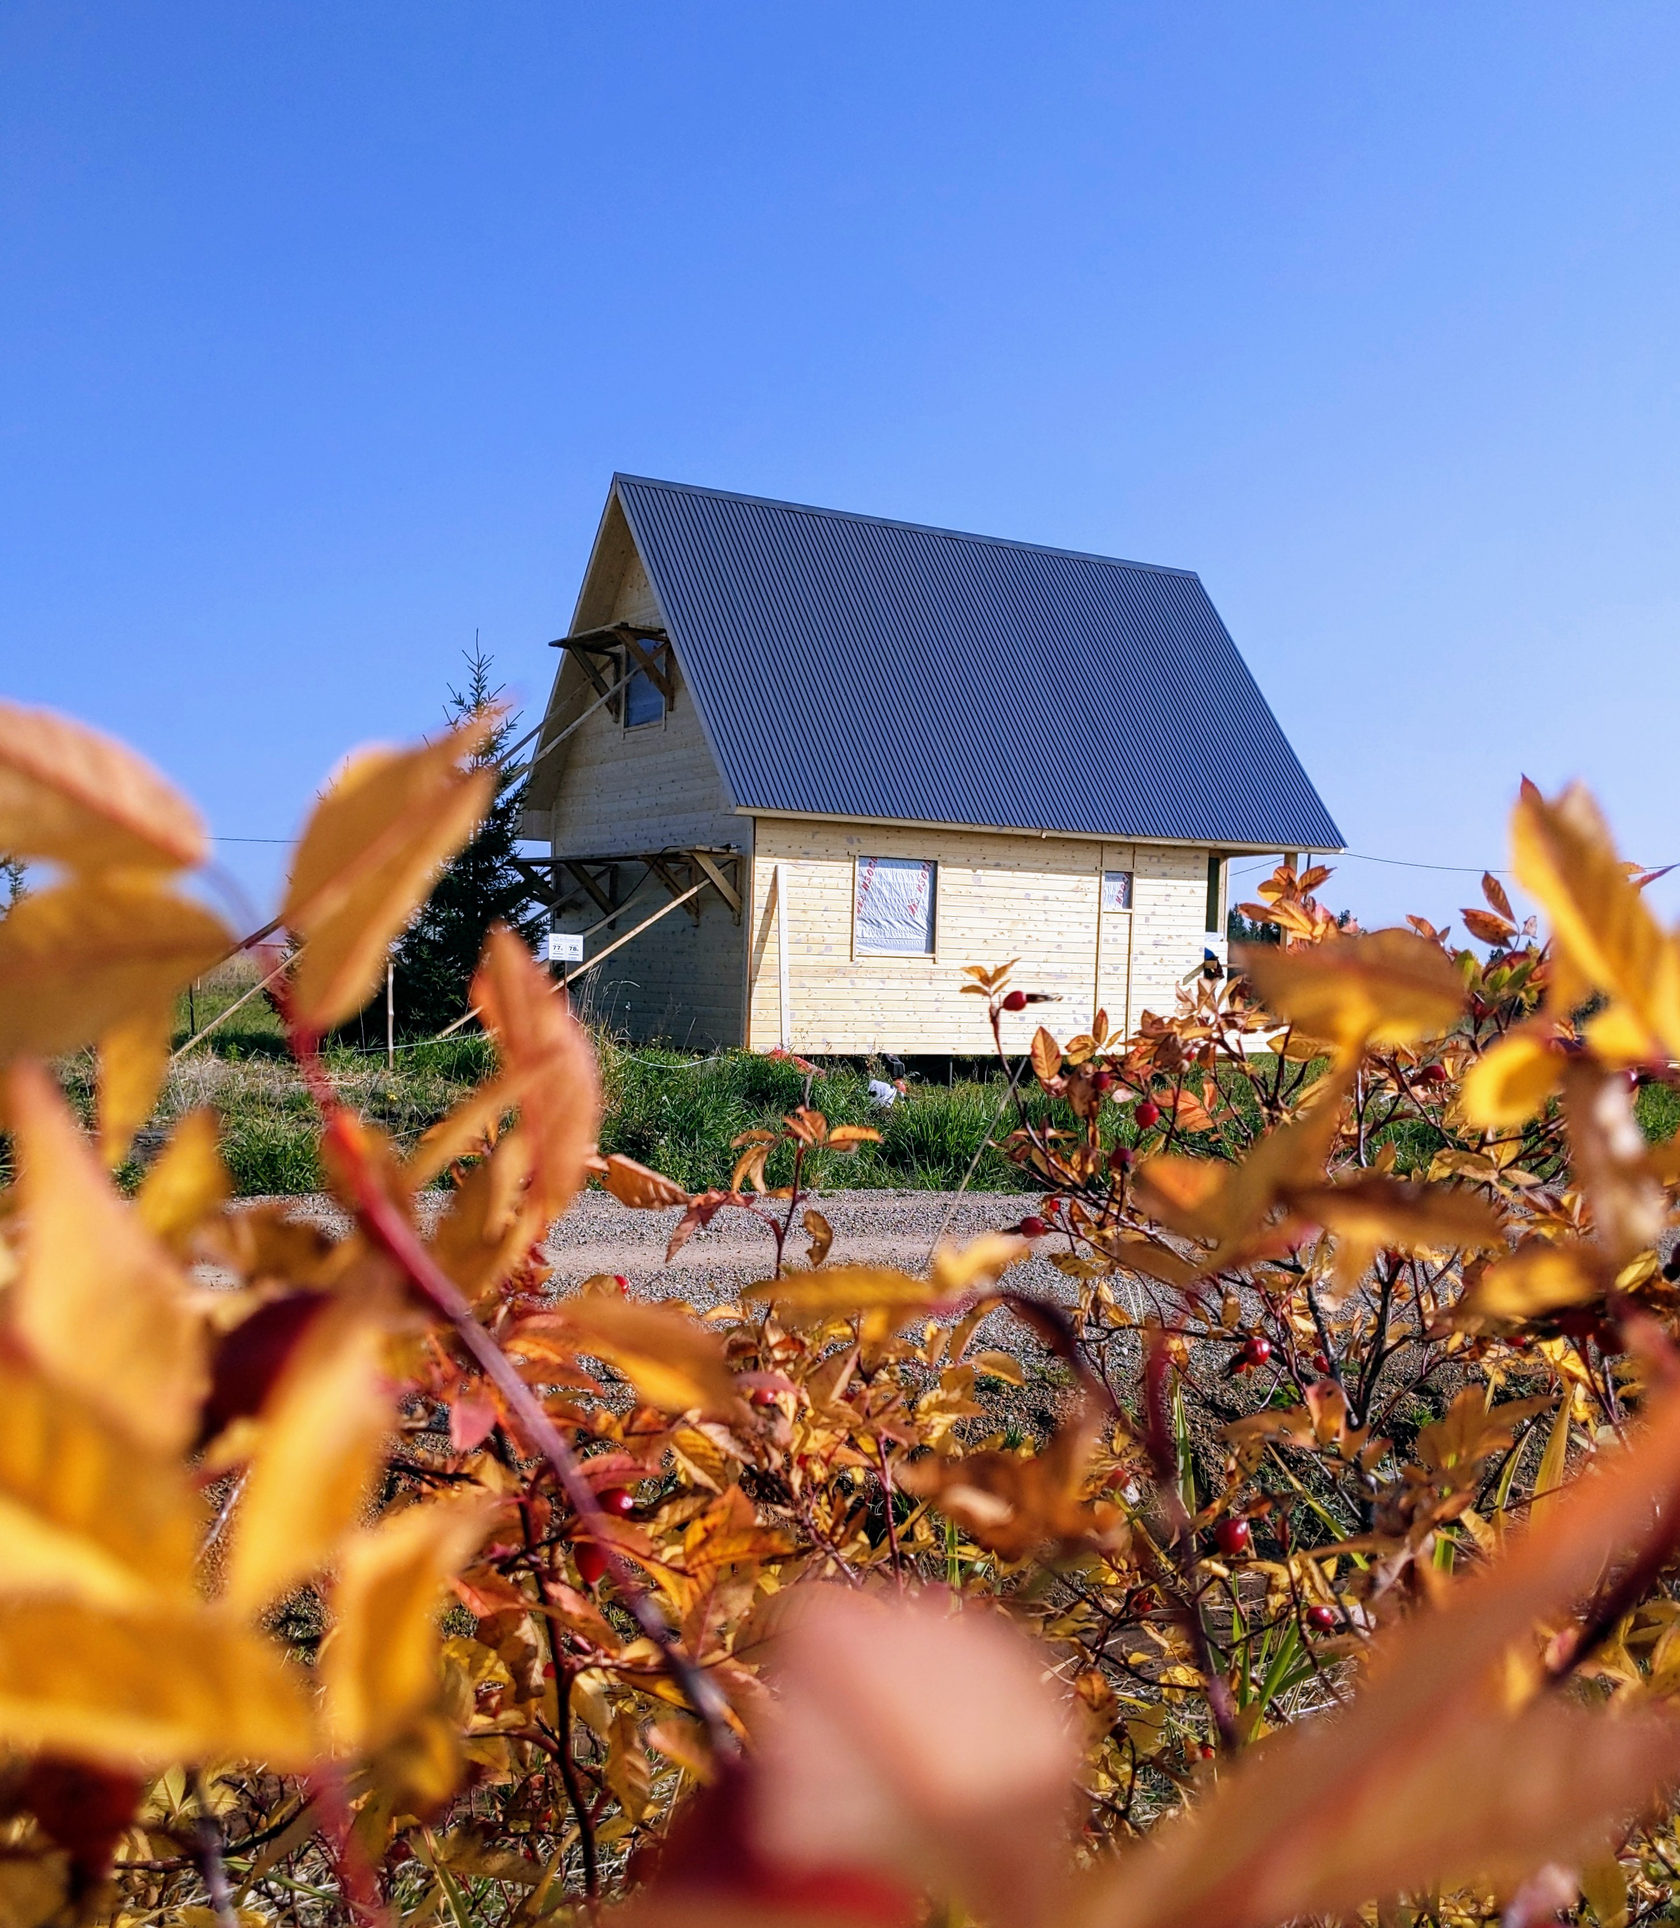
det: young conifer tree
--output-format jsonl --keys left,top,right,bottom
{"left": 387, "top": 642, "right": 543, "bottom": 1037}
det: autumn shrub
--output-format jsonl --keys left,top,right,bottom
{"left": 5, "top": 703, "right": 1680, "bottom": 1928}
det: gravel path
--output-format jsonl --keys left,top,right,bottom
{"left": 243, "top": 1189, "right": 1075, "bottom": 1313}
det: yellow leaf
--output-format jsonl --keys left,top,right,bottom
{"left": 1512, "top": 780, "right": 1680, "bottom": 1060}
{"left": 1297, "top": 1173, "right": 1504, "bottom": 1253}
{"left": 928, "top": 1232, "right": 1030, "bottom": 1300}
{"left": 97, "top": 1004, "right": 172, "bottom": 1166}
{"left": 826, "top": 1124, "right": 883, "bottom": 1147}
{"left": 1461, "top": 1026, "right": 1563, "bottom": 1128}
{"left": 1532, "top": 1396, "right": 1572, "bottom": 1525}
{"left": 428, "top": 1135, "right": 544, "bottom": 1304}
{"left": 0, "top": 1596, "right": 315, "bottom": 1772}
{"left": 508, "top": 1298, "right": 740, "bottom": 1417}
{"left": 803, "top": 1207, "right": 834, "bottom": 1266}
{"left": 1239, "top": 928, "right": 1465, "bottom": 1050}
{"left": 0, "top": 701, "right": 206, "bottom": 872}
{"left": 0, "top": 876, "right": 229, "bottom": 1064}
{"left": 1475, "top": 1242, "right": 1599, "bottom": 1321}
{"left": 0, "top": 1356, "right": 203, "bottom": 1608}
{"left": 281, "top": 719, "right": 495, "bottom": 1032}
{"left": 7, "top": 1062, "right": 206, "bottom": 1455}
{"left": 1030, "top": 1027, "right": 1061, "bottom": 1084}
{"left": 746, "top": 1263, "right": 961, "bottom": 1322}
{"left": 1581, "top": 1857, "right": 1629, "bottom": 1928}
{"left": 472, "top": 924, "right": 601, "bottom": 1221}
{"left": 323, "top": 1497, "right": 496, "bottom": 1755}
{"left": 136, "top": 1109, "right": 231, "bottom": 1257}
{"left": 225, "top": 1307, "right": 396, "bottom": 1617}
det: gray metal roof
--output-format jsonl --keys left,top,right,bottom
{"left": 610, "top": 475, "right": 1343, "bottom": 851}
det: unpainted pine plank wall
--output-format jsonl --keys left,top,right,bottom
{"left": 746, "top": 819, "right": 1210, "bottom": 1055}
{"left": 1128, "top": 844, "right": 1215, "bottom": 1023}
{"left": 539, "top": 550, "right": 749, "bottom": 1048}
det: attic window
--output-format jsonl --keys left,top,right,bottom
{"left": 624, "top": 664, "right": 665, "bottom": 729}
{"left": 1102, "top": 870, "right": 1134, "bottom": 912}
{"left": 855, "top": 856, "right": 936, "bottom": 956}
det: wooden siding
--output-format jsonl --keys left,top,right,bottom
{"left": 566, "top": 870, "right": 749, "bottom": 1050}
{"left": 535, "top": 529, "right": 750, "bottom": 1048}
{"left": 745, "top": 820, "right": 1210, "bottom": 1055}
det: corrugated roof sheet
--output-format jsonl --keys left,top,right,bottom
{"left": 611, "top": 475, "right": 1343, "bottom": 851}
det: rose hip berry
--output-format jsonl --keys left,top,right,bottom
{"left": 1134, "top": 1098, "right": 1162, "bottom": 1129}
{"left": 1239, "top": 1335, "right": 1272, "bottom": 1370}
{"left": 1000, "top": 989, "right": 1029, "bottom": 1012}
{"left": 1306, "top": 1604, "right": 1339, "bottom": 1633}
{"left": 1018, "top": 1214, "right": 1048, "bottom": 1238}
{"left": 1215, "top": 1517, "right": 1251, "bottom": 1557}
{"left": 596, "top": 1487, "right": 635, "bottom": 1517}
{"left": 1108, "top": 1145, "right": 1135, "bottom": 1174}
{"left": 575, "top": 1541, "right": 610, "bottom": 1587}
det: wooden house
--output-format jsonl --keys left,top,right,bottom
{"left": 517, "top": 477, "right": 1342, "bottom": 1054}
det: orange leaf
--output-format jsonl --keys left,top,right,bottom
{"left": 472, "top": 924, "right": 601, "bottom": 1223}
{"left": 0, "top": 701, "right": 206, "bottom": 872}
{"left": 6, "top": 1062, "right": 206, "bottom": 1455}
{"left": 282, "top": 719, "right": 495, "bottom": 1032}
{"left": 1511, "top": 780, "right": 1680, "bottom": 1061}
{"left": 597, "top": 1153, "right": 689, "bottom": 1211}
{"left": 1460, "top": 907, "right": 1516, "bottom": 946}
{"left": 1239, "top": 929, "right": 1464, "bottom": 1051}
{"left": 0, "top": 875, "right": 230, "bottom": 1065}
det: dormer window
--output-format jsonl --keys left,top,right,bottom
{"left": 624, "top": 663, "right": 666, "bottom": 728}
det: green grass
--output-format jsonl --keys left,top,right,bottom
{"left": 596, "top": 1044, "right": 1036, "bottom": 1191}
{"left": 47, "top": 960, "right": 1680, "bottom": 1200}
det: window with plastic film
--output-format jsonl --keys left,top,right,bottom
{"left": 1102, "top": 869, "right": 1134, "bottom": 911}
{"left": 854, "top": 856, "right": 936, "bottom": 956}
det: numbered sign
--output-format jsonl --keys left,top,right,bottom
{"left": 545, "top": 931, "right": 584, "bottom": 963}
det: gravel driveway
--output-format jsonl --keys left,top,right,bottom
{"left": 246, "top": 1188, "right": 1073, "bottom": 1312}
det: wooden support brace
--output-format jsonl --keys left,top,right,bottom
{"left": 619, "top": 631, "right": 674, "bottom": 703}
{"left": 564, "top": 861, "right": 618, "bottom": 920}
{"left": 690, "top": 849, "right": 742, "bottom": 920}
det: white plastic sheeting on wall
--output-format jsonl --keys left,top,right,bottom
{"left": 1102, "top": 869, "right": 1134, "bottom": 911}
{"left": 854, "top": 855, "right": 936, "bottom": 955}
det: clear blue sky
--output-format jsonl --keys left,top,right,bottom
{"left": 4, "top": 3, "right": 1678, "bottom": 931}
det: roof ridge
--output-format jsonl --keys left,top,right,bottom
{"left": 612, "top": 472, "right": 1201, "bottom": 581}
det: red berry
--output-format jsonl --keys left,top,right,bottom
{"left": 613, "top": 1274, "right": 630, "bottom": 1294}
{"left": 1313, "top": 1352, "right": 1330, "bottom": 1373}
{"left": 1306, "top": 1604, "right": 1338, "bottom": 1633}
{"left": 749, "top": 1386, "right": 780, "bottom": 1408}
{"left": 575, "top": 1541, "right": 610, "bottom": 1587}
{"left": 1240, "top": 1335, "right": 1273, "bottom": 1369}
{"left": 1092, "top": 1069, "right": 1115, "bottom": 1093}
{"left": 1419, "top": 1064, "right": 1449, "bottom": 1087}
{"left": 1215, "top": 1517, "right": 1251, "bottom": 1557}
{"left": 1134, "top": 1098, "right": 1161, "bottom": 1129}
{"left": 1198, "top": 1743, "right": 1216, "bottom": 1760}
{"left": 1108, "top": 1145, "right": 1134, "bottom": 1174}
{"left": 1000, "top": 989, "right": 1029, "bottom": 1012}
{"left": 596, "top": 1487, "right": 635, "bottom": 1517}
{"left": 1018, "top": 1214, "right": 1048, "bottom": 1238}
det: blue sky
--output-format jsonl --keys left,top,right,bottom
{"left": 3, "top": 4, "right": 1678, "bottom": 931}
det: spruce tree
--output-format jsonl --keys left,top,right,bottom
{"left": 386, "top": 643, "right": 543, "bottom": 1038}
